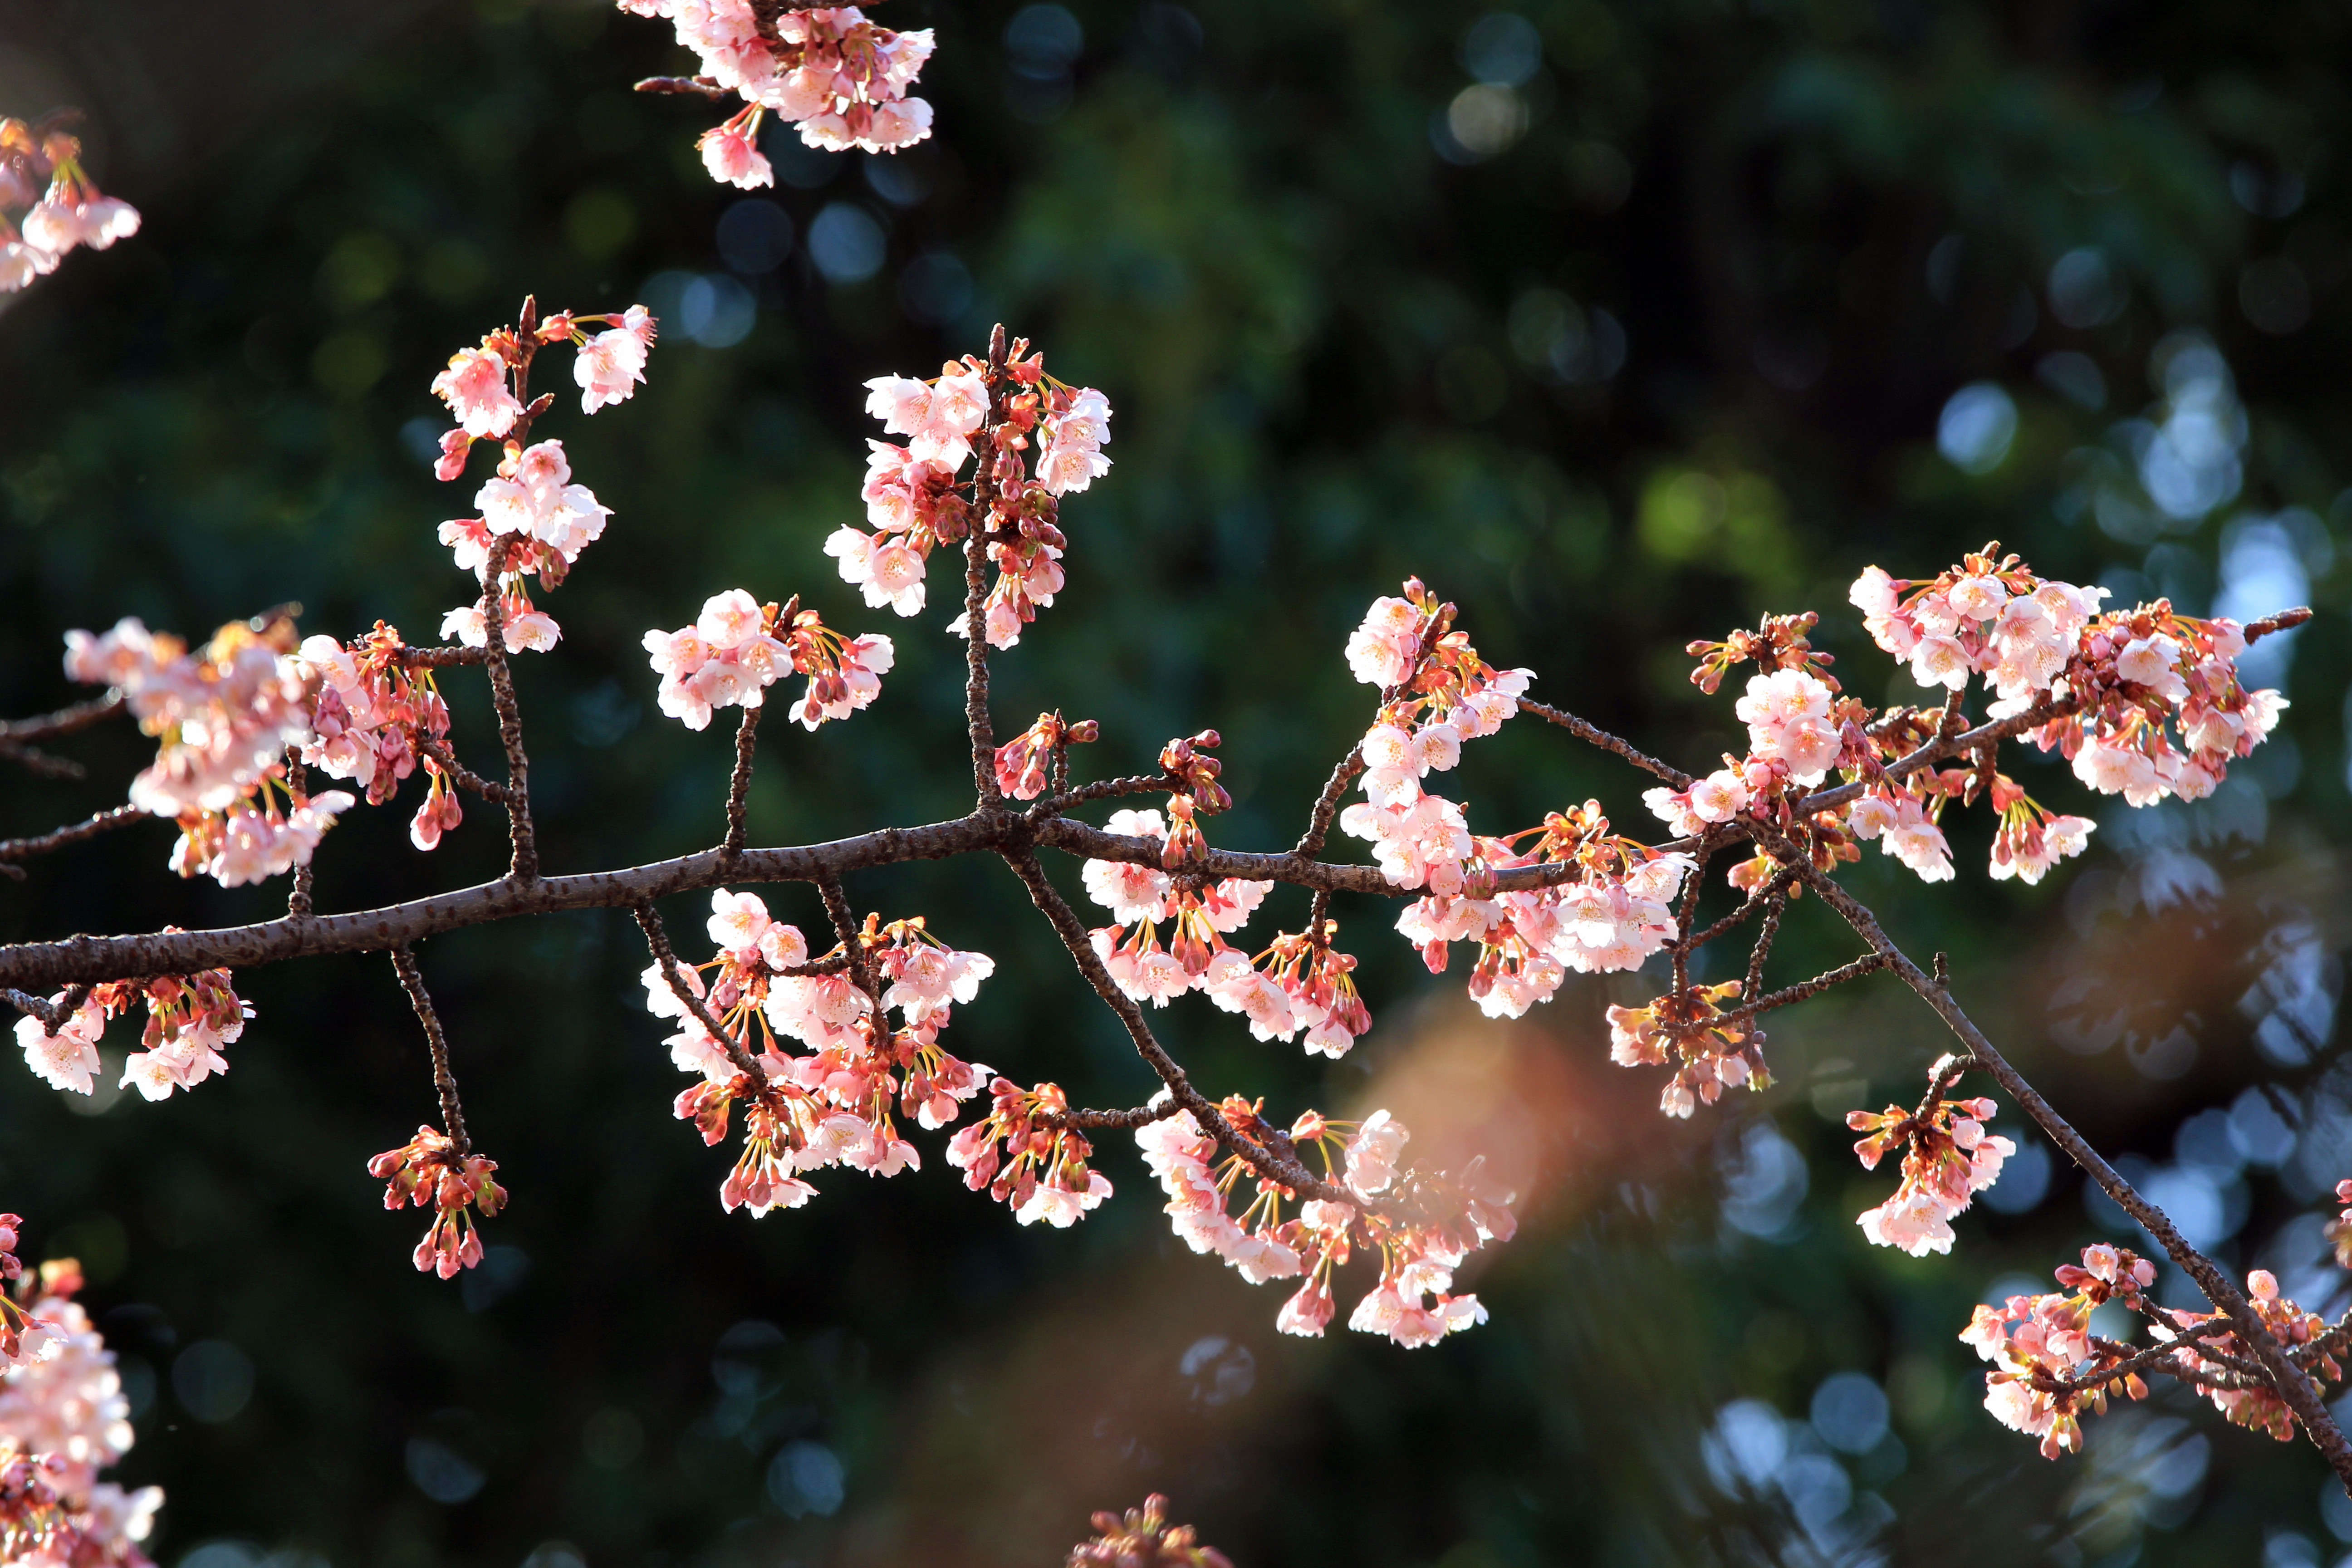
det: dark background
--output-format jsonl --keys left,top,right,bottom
{"left": 2, "top": 0, "right": 2350, "bottom": 1563}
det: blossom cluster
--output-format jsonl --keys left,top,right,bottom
{"left": 647, "top": 890, "right": 993, "bottom": 1215}
{"left": 991, "top": 710, "right": 1099, "bottom": 800}
{"left": 1337, "top": 581, "right": 1533, "bottom": 897}
{"left": 643, "top": 590, "right": 894, "bottom": 731}
{"left": 944, "top": 1079, "right": 1113, "bottom": 1227}
{"left": 369, "top": 1125, "right": 508, "bottom": 1278}
{"left": 1847, "top": 1092, "right": 2014, "bottom": 1256}
{"left": 437, "top": 438, "right": 616, "bottom": 654}
{"left": 1398, "top": 804, "right": 1694, "bottom": 1026}
{"left": 1854, "top": 546, "right": 2287, "bottom": 816}
{"left": 838, "top": 345, "right": 1111, "bottom": 650}
{"left": 428, "top": 302, "right": 655, "bottom": 474}
{"left": 1136, "top": 1102, "right": 1513, "bottom": 1348}
{"left": 64, "top": 616, "right": 354, "bottom": 887}
{"left": 0, "top": 1218, "right": 50, "bottom": 1372}
{"left": 15, "top": 967, "right": 250, "bottom": 1103}
{"left": 0, "top": 1250, "right": 163, "bottom": 1563}
{"left": 295, "top": 624, "right": 475, "bottom": 851}
{"left": 623, "top": 1, "right": 936, "bottom": 177}
{"left": 1066, "top": 1494, "right": 1233, "bottom": 1568}
{"left": 1604, "top": 978, "right": 1763, "bottom": 1118}
{"left": 1960, "top": 1243, "right": 2161, "bottom": 1459}
{"left": 0, "top": 114, "right": 138, "bottom": 294}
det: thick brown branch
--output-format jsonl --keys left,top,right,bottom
{"left": 0, "top": 814, "right": 1011, "bottom": 990}
{"left": 390, "top": 946, "right": 472, "bottom": 1157}
{"left": 1034, "top": 1099, "right": 1188, "bottom": 1132}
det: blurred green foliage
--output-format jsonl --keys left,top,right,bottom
{"left": 2, "top": 0, "right": 2351, "bottom": 1563}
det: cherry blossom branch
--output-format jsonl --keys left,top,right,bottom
{"left": 390, "top": 946, "right": 472, "bottom": 1157}
{"left": 1679, "top": 874, "right": 1795, "bottom": 952}
{"left": 1740, "top": 889, "right": 1788, "bottom": 1002}
{"left": 2056, "top": 1328, "right": 2241, "bottom": 1396}
{"left": 630, "top": 903, "right": 769, "bottom": 1083}
{"left": 721, "top": 705, "right": 761, "bottom": 861}
{"left": 1517, "top": 698, "right": 1695, "bottom": 789}
{"left": 1752, "top": 820, "right": 2352, "bottom": 1487}
{"left": 1291, "top": 750, "right": 1366, "bottom": 858}
{"left": 998, "top": 845, "right": 1361, "bottom": 1207}
{"left": 417, "top": 739, "right": 521, "bottom": 807}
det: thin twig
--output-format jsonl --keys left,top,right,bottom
{"left": 722, "top": 705, "right": 762, "bottom": 861}
{"left": 962, "top": 325, "right": 1009, "bottom": 806}
{"left": 998, "top": 844, "right": 1362, "bottom": 1207}
{"left": 390, "top": 946, "right": 472, "bottom": 1157}
{"left": 631, "top": 904, "right": 769, "bottom": 1083}
{"left": 1516, "top": 699, "right": 1695, "bottom": 789}
{"left": 0, "top": 693, "right": 127, "bottom": 747}
{"left": 473, "top": 541, "right": 539, "bottom": 882}
{"left": 813, "top": 868, "right": 880, "bottom": 1000}
{"left": 0, "top": 805, "right": 145, "bottom": 864}
{"left": 285, "top": 756, "right": 315, "bottom": 919}
{"left": 1742, "top": 891, "right": 1787, "bottom": 1004}
{"left": 418, "top": 739, "right": 520, "bottom": 805}
{"left": 3, "top": 983, "right": 93, "bottom": 1034}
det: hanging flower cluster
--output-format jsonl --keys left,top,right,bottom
{"left": 0, "top": 1245, "right": 164, "bottom": 1561}
{"left": 1066, "top": 1494, "right": 1233, "bottom": 1568}
{"left": 623, "top": 0, "right": 936, "bottom": 177}
{"left": 1136, "top": 1102, "right": 1514, "bottom": 1348}
{"left": 0, "top": 114, "right": 138, "bottom": 294}
{"left": 370, "top": 1126, "right": 508, "bottom": 1278}
{"left": 1847, "top": 1091, "right": 2015, "bottom": 1257}
{"left": 945, "top": 1079, "right": 1113, "bottom": 1227}
{"left": 1603, "top": 979, "right": 1762, "bottom": 1118}
{"left": 643, "top": 591, "right": 894, "bottom": 731}
{"left": 649, "top": 890, "right": 994, "bottom": 1215}
{"left": 15, "top": 966, "right": 250, "bottom": 1103}
{"left": 62, "top": 615, "right": 354, "bottom": 887}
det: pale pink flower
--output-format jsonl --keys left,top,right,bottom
{"left": 697, "top": 122, "right": 774, "bottom": 187}
{"left": 430, "top": 345, "right": 522, "bottom": 438}
{"left": 1344, "top": 1110, "right": 1409, "bottom": 1196}
{"left": 696, "top": 588, "right": 767, "bottom": 650}
{"left": 575, "top": 311, "right": 654, "bottom": 413}
{"left": 1857, "top": 1188, "right": 1956, "bottom": 1256}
